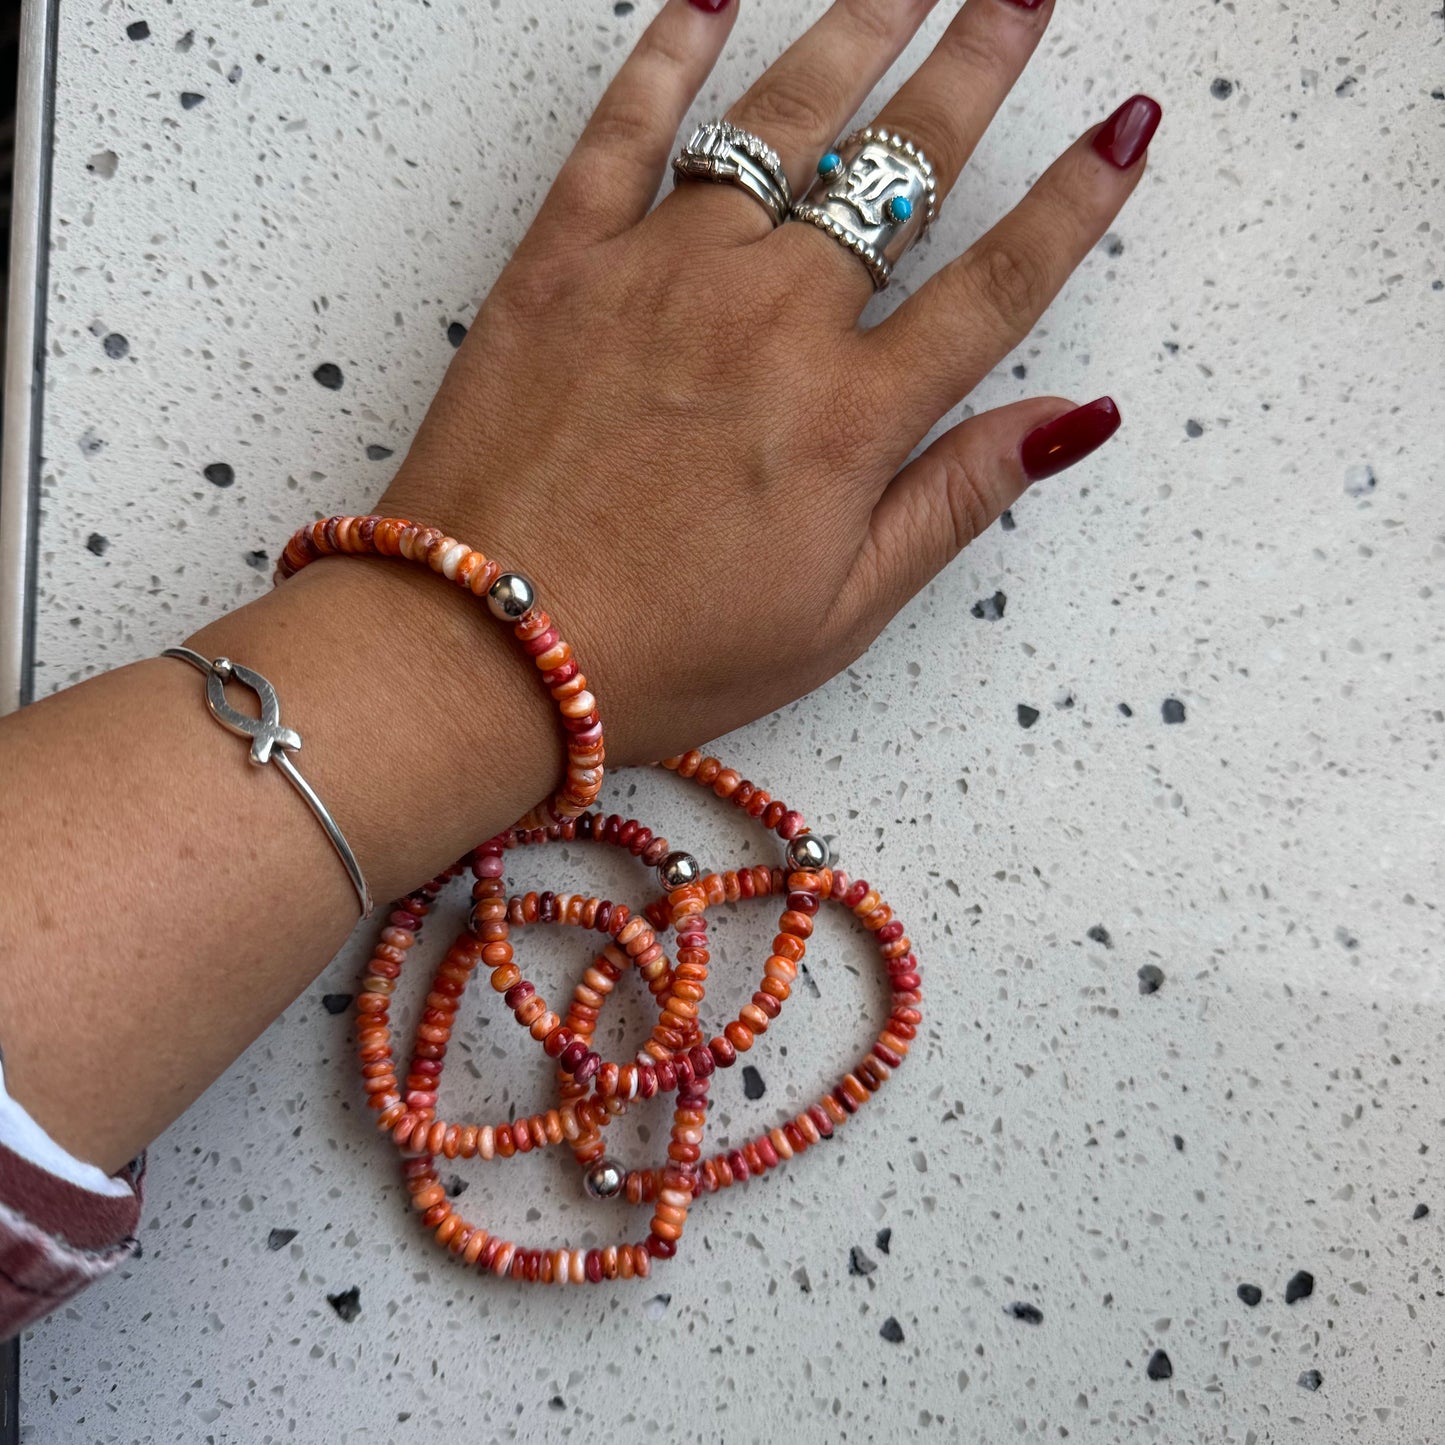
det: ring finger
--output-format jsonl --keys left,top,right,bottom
{"left": 675, "top": 0, "right": 943, "bottom": 241}
{"left": 775, "top": 0, "right": 1055, "bottom": 299}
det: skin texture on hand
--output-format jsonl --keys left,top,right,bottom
{"left": 0, "top": 0, "right": 1157, "bottom": 1177}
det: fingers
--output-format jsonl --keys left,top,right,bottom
{"left": 870, "top": 95, "right": 1162, "bottom": 433}
{"left": 532, "top": 0, "right": 739, "bottom": 248}
{"left": 871, "top": 0, "right": 1053, "bottom": 205}
{"left": 724, "top": 0, "right": 942, "bottom": 196}
{"left": 854, "top": 396, "right": 1121, "bottom": 615}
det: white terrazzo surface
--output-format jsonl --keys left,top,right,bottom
{"left": 17, "top": 1, "right": 1445, "bottom": 1441}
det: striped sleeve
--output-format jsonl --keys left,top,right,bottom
{"left": 0, "top": 1058, "right": 144, "bottom": 1338}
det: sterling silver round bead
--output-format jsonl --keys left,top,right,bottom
{"left": 583, "top": 1157, "right": 625, "bottom": 1201}
{"left": 785, "top": 833, "right": 832, "bottom": 871}
{"left": 657, "top": 850, "right": 701, "bottom": 891}
{"left": 486, "top": 572, "right": 536, "bottom": 621}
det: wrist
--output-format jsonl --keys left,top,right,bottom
{"left": 186, "top": 550, "right": 561, "bottom": 900}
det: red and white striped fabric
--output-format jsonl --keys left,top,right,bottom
{"left": 0, "top": 1057, "right": 144, "bottom": 1338}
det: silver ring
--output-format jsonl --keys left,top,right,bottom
{"left": 789, "top": 127, "right": 938, "bottom": 290}
{"left": 673, "top": 119, "right": 792, "bottom": 227}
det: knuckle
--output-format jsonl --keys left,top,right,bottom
{"left": 738, "top": 74, "right": 839, "bottom": 143}
{"left": 929, "top": 448, "right": 997, "bottom": 554}
{"left": 634, "top": 24, "right": 695, "bottom": 77}
{"left": 582, "top": 96, "right": 659, "bottom": 156}
{"left": 934, "top": 21, "right": 1008, "bottom": 81}
{"left": 839, "top": 0, "right": 902, "bottom": 50}
{"left": 489, "top": 255, "right": 582, "bottom": 329}
{"left": 967, "top": 237, "right": 1048, "bottom": 329}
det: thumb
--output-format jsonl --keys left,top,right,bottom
{"left": 856, "top": 395, "right": 1121, "bottom": 612}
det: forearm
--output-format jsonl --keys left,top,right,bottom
{"left": 0, "top": 556, "right": 558, "bottom": 1174}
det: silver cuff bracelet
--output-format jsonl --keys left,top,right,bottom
{"left": 163, "top": 647, "right": 372, "bottom": 918}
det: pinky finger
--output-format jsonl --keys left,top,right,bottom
{"left": 851, "top": 396, "right": 1121, "bottom": 616}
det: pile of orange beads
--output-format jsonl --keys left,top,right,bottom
{"left": 279, "top": 517, "right": 921, "bottom": 1284}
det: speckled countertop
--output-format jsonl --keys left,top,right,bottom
{"left": 16, "top": 2, "right": 1444, "bottom": 1442}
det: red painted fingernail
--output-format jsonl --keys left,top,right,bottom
{"left": 1020, "top": 397, "right": 1122, "bottom": 480}
{"left": 1001, "top": 0, "right": 1049, "bottom": 9}
{"left": 1091, "top": 94, "right": 1162, "bottom": 170}
{"left": 688, "top": 0, "right": 733, "bottom": 11}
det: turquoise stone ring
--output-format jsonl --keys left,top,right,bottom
{"left": 884, "top": 194, "right": 913, "bottom": 225}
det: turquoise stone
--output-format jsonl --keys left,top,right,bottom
{"left": 885, "top": 194, "right": 913, "bottom": 224}
{"left": 818, "top": 151, "right": 842, "bottom": 179}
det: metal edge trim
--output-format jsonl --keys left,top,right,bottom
{"left": 0, "top": 0, "right": 60, "bottom": 715}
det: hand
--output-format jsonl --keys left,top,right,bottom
{"left": 379, "top": 0, "right": 1156, "bottom": 769}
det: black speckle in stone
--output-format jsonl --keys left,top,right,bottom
{"left": 1172, "top": 1134, "right": 1185, "bottom": 1152}
{"left": 203, "top": 462, "right": 235, "bottom": 488}
{"left": 1210, "top": 77, "right": 1234, "bottom": 99}
{"left": 548, "top": 1396, "right": 566, "bottom": 1411}
{"left": 227, "top": 64, "right": 243, "bottom": 84}
{"left": 176, "top": 29, "right": 194, "bottom": 52}
{"left": 180, "top": 92, "right": 205, "bottom": 109}
{"left": 879, "top": 1317, "right": 904, "bottom": 1344}
{"left": 1433, "top": 89, "right": 1445, "bottom": 101}
{"left": 1145, "top": 1349, "right": 1173, "bottom": 1381}
{"left": 245, "top": 549, "right": 269, "bottom": 571}
{"left": 1005, "top": 1301, "right": 1043, "bottom": 1325}
{"left": 1335, "top": 76, "right": 1357, "bottom": 97}
{"left": 443, "top": 1174, "right": 468, "bottom": 1199}
{"left": 1137, "top": 964, "right": 1165, "bottom": 996}
{"left": 1185, "top": 419, "right": 1204, "bottom": 438}
{"left": 741, "top": 1065, "right": 766, "bottom": 1100}
{"left": 1299, "top": 1369, "right": 1323, "bottom": 1392}
{"left": 1237, "top": 1283, "right": 1263, "bottom": 1307}
{"left": 999, "top": 508, "right": 1015, "bottom": 531}
{"left": 1163, "top": 339, "right": 1180, "bottom": 354}
{"left": 875, "top": 1227, "right": 891, "bottom": 1254}
{"left": 322, "top": 993, "right": 353, "bottom": 1014}
{"left": 849, "top": 1246, "right": 876, "bottom": 1277}
{"left": 1344, "top": 464, "right": 1377, "bottom": 496}
{"left": 1086, "top": 924, "right": 1112, "bottom": 948}
{"left": 1162, "top": 698, "right": 1186, "bottom": 724}
{"left": 327, "top": 1285, "right": 362, "bottom": 1322}
{"left": 1011, "top": 363, "right": 1027, "bottom": 379}
{"left": 613, "top": 0, "right": 635, "bottom": 13}
{"left": 102, "top": 332, "right": 129, "bottom": 360}
{"left": 1017, "top": 704, "right": 1039, "bottom": 729}
{"left": 1101, "top": 232, "right": 1125, "bottom": 257}
{"left": 1118, "top": 702, "right": 1133, "bottom": 717}
{"left": 313, "top": 362, "right": 344, "bottom": 390}
{"left": 365, "top": 444, "right": 394, "bottom": 461}
{"left": 126, "top": 20, "right": 150, "bottom": 40}
{"left": 971, "top": 591, "right": 1006, "bottom": 621}
{"left": 85, "top": 533, "right": 109, "bottom": 557}
{"left": 1412, "top": 1203, "right": 1429, "bottom": 1220}
{"left": 266, "top": 1228, "right": 297, "bottom": 1251}
{"left": 1285, "top": 1270, "right": 1315, "bottom": 1304}
{"left": 446, "top": 320, "right": 468, "bottom": 348}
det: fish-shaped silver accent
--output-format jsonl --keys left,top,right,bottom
{"left": 203, "top": 659, "right": 302, "bottom": 765}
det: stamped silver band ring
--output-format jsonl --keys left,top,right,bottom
{"left": 673, "top": 119, "right": 793, "bottom": 228}
{"left": 789, "top": 127, "right": 938, "bottom": 290}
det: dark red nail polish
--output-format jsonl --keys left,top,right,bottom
{"left": 1001, "top": 0, "right": 1049, "bottom": 9}
{"left": 688, "top": 0, "right": 733, "bottom": 12}
{"left": 1091, "top": 94, "right": 1162, "bottom": 170}
{"left": 1020, "top": 397, "right": 1121, "bottom": 480}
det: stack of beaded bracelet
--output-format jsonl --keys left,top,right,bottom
{"left": 350, "top": 753, "right": 920, "bottom": 1285}
{"left": 278, "top": 517, "right": 919, "bottom": 1284}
